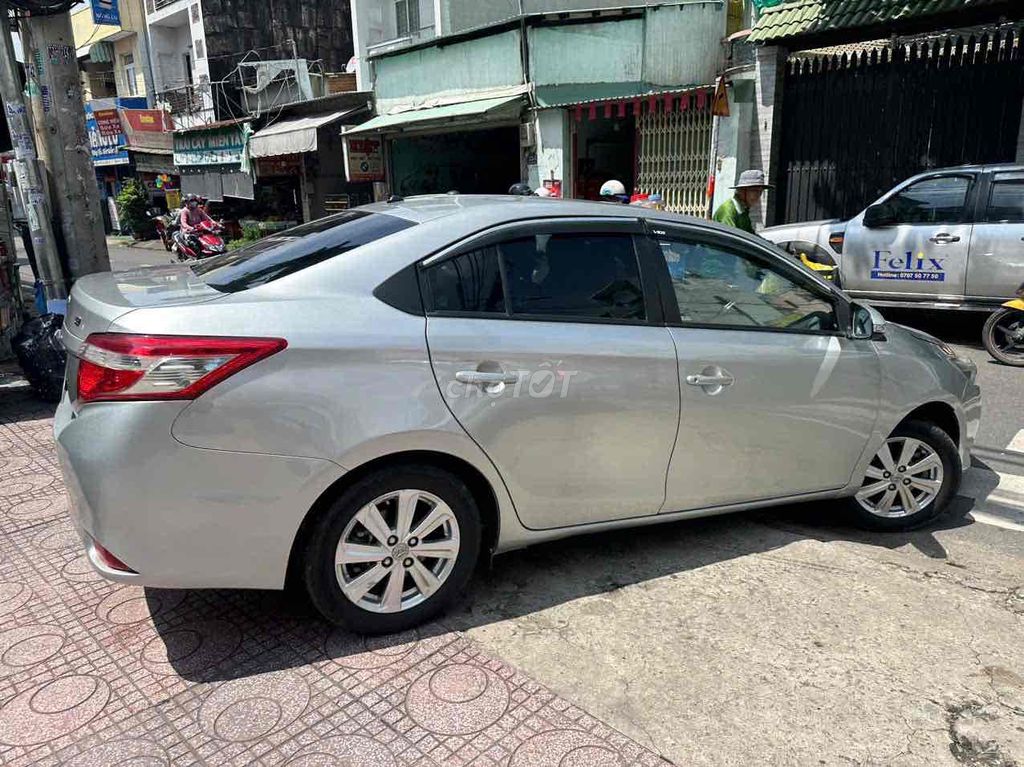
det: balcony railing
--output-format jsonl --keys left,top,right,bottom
{"left": 146, "top": 0, "right": 188, "bottom": 13}
{"left": 157, "top": 84, "right": 201, "bottom": 115}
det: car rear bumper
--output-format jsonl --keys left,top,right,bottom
{"left": 54, "top": 392, "right": 343, "bottom": 590}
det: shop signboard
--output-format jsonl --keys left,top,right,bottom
{"left": 85, "top": 102, "right": 129, "bottom": 167}
{"left": 91, "top": 0, "right": 120, "bottom": 26}
{"left": 256, "top": 154, "right": 302, "bottom": 177}
{"left": 344, "top": 136, "right": 384, "bottom": 183}
{"left": 121, "top": 109, "right": 174, "bottom": 153}
{"left": 174, "top": 124, "right": 249, "bottom": 168}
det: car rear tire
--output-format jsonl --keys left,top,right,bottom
{"left": 846, "top": 420, "right": 961, "bottom": 531}
{"left": 303, "top": 465, "right": 481, "bottom": 634}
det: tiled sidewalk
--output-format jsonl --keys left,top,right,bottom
{"left": 0, "top": 385, "right": 673, "bottom": 767}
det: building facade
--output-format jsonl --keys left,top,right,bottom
{"left": 349, "top": 0, "right": 748, "bottom": 214}
{"left": 73, "top": 0, "right": 154, "bottom": 103}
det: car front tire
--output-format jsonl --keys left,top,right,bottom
{"left": 846, "top": 420, "right": 961, "bottom": 531}
{"left": 303, "top": 465, "right": 481, "bottom": 634}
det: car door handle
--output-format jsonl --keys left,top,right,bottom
{"left": 686, "top": 373, "right": 735, "bottom": 388}
{"left": 929, "top": 233, "right": 960, "bottom": 244}
{"left": 455, "top": 371, "right": 520, "bottom": 386}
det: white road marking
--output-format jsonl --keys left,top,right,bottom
{"left": 961, "top": 462, "right": 1024, "bottom": 532}
{"left": 969, "top": 511, "right": 1024, "bottom": 533}
{"left": 1008, "top": 429, "right": 1024, "bottom": 455}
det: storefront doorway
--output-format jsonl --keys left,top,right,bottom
{"left": 573, "top": 114, "right": 636, "bottom": 201}
{"left": 389, "top": 126, "right": 519, "bottom": 196}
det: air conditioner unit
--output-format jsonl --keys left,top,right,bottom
{"left": 519, "top": 122, "right": 536, "bottom": 148}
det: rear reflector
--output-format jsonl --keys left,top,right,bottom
{"left": 92, "top": 539, "right": 138, "bottom": 573}
{"left": 76, "top": 334, "right": 287, "bottom": 403}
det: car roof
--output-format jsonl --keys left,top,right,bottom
{"left": 361, "top": 194, "right": 649, "bottom": 224}
{"left": 907, "top": 163, "right": 1024, "bottom": 175}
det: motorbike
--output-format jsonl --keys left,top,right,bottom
{"left": 982, "top": 281, "right": 1024, "bottom": 367}
{"left": 172, "top": 218, "right": 227, "bottom": 261}
{"left": 152, "top": 209, "right": 176, "bottom": 252}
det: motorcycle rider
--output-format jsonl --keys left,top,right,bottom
{"left": 178, "top": 194, "right": 214, "bottom": 252}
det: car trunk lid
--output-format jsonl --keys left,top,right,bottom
{"left": 63, "top": 264, "right": 224, "bottom": 348}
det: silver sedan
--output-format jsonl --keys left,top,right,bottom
{"left": 55, "top": 196, "right": 982, "bottom": 634}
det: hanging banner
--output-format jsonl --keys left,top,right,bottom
{"left": 91, "top": 0, "right": 120, "bottom": 26}
{"left": 85, "top": 103, "right": 129, "bottom": 167}
{"left": 173, "top": 124, "right": 249, "bottom": 167}
{"left": 343, "top": 136, "right": 384, "bottom": 183}
{"left": 120, "top": 109, "right": 175, "bottom": 152}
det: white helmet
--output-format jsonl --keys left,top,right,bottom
{"left": 599, "top": 179, "right": 627, "bottom": 198}
{"left": 535, "top": 187, "right": 553, "bottom": 198}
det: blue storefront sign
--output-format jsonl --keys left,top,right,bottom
{"left": 91, "top": 0, "right": 120, "bottom": 26}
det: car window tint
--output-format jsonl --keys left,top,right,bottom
{"left": 889, "top": 176, "right": 971, "bottom": 225}
{"left": 423, "top": 247, "right": 505, "bottom": 314}
{"left": 657, "top": 239, "right": 837, "bottom": 332}
{"left": 987, "top": 177, "right": 1024, "bottom": 223}
{"left": 193, "top": 211, "right": 416, "bottom": 292}
{"left": 500, "top": 233, "right": 645, "bottom": 321}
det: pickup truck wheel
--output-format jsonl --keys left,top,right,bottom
{"left": 846, "top": 420, "right": 960, "bottom": 531}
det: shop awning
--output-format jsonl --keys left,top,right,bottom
{"left": 343, "top": 95, "right": 524, "bottom": 136}
{"left": 249, "top": 110, "right": 359, "bottom": 158}
{"left": 535, "top": 82, "right": 710, "bottom": 109}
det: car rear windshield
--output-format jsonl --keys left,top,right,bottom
{"left": 192, "top": 211, "right": 416, "bottom": 293}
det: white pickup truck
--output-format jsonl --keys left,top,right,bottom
{"left": 762, "top": 164, "right": 1024, "bottom": 311}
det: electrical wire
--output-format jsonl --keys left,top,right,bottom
{"left": 8, "top": 0, "right": 77, "bottom": 17}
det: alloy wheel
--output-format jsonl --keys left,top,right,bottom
{"left": 335, "top": 489, "right": 461, "bottom": 613}
{"left": 855, "top": 437, "right": 944, "bottom": 518}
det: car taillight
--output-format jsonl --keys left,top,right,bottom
{"left": 828, "top": 232, "right": 845, "bottom": 254}
{"left": 76, "top": 334, "right": 287, "bottom": 403}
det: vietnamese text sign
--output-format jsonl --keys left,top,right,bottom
{"left": 344, "top": 136, "right": 384, "bottom": 182}
{"left": 174, "top": 124, "right": 248, "bottom": 168}
{"left": 86, "top": 103, "right": 129, "bottom": 167}
{"left": 92, "top": 0, "right": 120, "bottom": 26}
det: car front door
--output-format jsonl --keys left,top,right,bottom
{"left": 842, "top": 173, "right": 976, "bottom": 300}
{"left": 423, "top": 219, "right": 680, "bottom": 530}
{"left": 966, "top": 171, "right": 1024, "bottom": 300}
{"left": 646, "top": 224, "right": 881, "bottom": 511}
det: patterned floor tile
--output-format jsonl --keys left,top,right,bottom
{"left": 0, "top": 387, "right": 674, "bottom": 766}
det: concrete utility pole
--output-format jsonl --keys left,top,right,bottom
{"left": 21, "top": 8, "right": 109, "bottom": 279}
{"left": 0, "top": 0, "right": 66, "bottom": 305}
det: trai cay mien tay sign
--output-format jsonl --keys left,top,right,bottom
{"left": 173, "top": 124, "right": 250, "bottom": 168}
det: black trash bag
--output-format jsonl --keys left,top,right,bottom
{"left": 13, "top": 314, "right": 67, "bottom": 403}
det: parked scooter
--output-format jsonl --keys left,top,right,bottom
{"left": 152, "top": 208, "right": 176, "bottom": 252}
{"left": 983, "top": 281, "right": 1024, "bottom": 367}
{"left": 172, "top": 218, "right": 227, "bottom": 261}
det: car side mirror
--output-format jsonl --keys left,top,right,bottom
{"left": 849, "top": 303, "right": 882, "bottom": 340}
{"left": 863, "top": 202, "right": 896, "bottom": 228}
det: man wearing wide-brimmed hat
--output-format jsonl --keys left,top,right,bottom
{"left": 712, "top": 169, "right": 773, "bottom": 235}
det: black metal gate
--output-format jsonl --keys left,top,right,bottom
{"left": 776, "top": 28, "right": 1024, "bottom": 224}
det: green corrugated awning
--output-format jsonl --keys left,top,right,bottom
{"left": 749, "top": 0, "right": 1011, "bottom": 43}
{"left": 344, "top": 95, "right": 523, "bottom": 135}
{"left": 534, "top": 82, "right": 709, "bottom": 108}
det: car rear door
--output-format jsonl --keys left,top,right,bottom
{"left": 423, "top": 218, "right": 680, "bottom": 530}
{"left": 966, "top": 171, "right": 1024, "bottom": 300}
{"left": 645, "top": 223, "right": 881, "bottom": 511}
{"left": 842, "top": 173, "right": 977, "bottom": 300}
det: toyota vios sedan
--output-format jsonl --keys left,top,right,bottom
{"left": 56, "top": 196, "right": 981, "bottom": 634}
